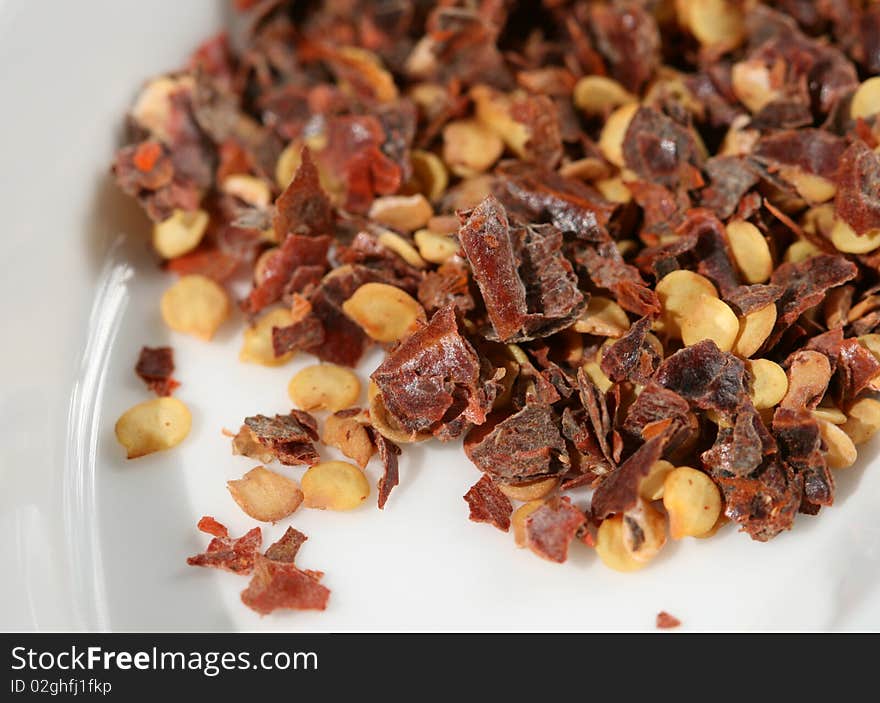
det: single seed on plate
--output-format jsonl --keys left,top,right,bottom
{"left": 227, "top": 466, "right": 303, "bottom": 522}
{"left": 414, "top": 229, "right": 459, "bottom": 264}
{"left": 640, "top": 460, "right": 675, "bottom": 501}
{"left": 811, "top": 405, "right": 847, "bottom": 425}
{"left": 830, "top": 219, "right": 880, "bottom": 254}
{"left": 114, "top": 397, "right": 192, "bottom": 459}
{"left": 160, "top": 274, "right": 230, "bottom": 341}
{"left": 377, "top": 229, "right": 428, "bottom": 268}
{"left": 442, "top": 119, "right": 504, "bottom": 177}
{"left": 301, "top": 461, "right": 370, "bottom": 511}
{"left": 288, "top": 364, "right": 361, "bottom": 412}
{"left": 410, "top": 149, "right": 449, "bottom": 202}
{"left": 322, "top": 411, "right": 374, "bottom": 468}
{"left": 221, "top": 174, "right": 272, "bottom": 208}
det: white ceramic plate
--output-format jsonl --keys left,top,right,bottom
{"left": 2, "top": 0, "right": 880, "bottom": 632}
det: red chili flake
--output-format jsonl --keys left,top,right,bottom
{"left": 135, "top": 346, "right": 179, "bottom": 397}
{"left": 166, "top": 247, "right": 241, "bottom": 282}
{"left": 716, "top": 459, "right": 802, "bottom": 542}
{"left": 187, "top": 518, "right": 262, "bottom": 574}
{"left": 773, "top": 408, "right": 834, "bottom": 508}
{"left": 375, "top": 434, "right": 401, "bottom": 510}
{"left": 273, "top": 146, "right": 334, "bottom": 240}
{"left": 458, "top": 196, "right": 527, "bottom": 342}
{"left": 196, "top": 515, "right": 228, "bottom": 538}
{"left": 372, "top": 305, "right": 492, "bottom": 438}
{"left": 623, "top": 107, "right": 704, "bottom": 191}
{"left": 465, "top": 405, "right": 569, "bottom": 484}
{"left": 655, "top": 340, "right": 749, "bottom": 417}
{"left": 241, "top": 555, "right": 330, "bottom": 615}
{"left": 623, "top": 382, "right": 698, "bottom": 458}
{"left": 702, "top": 406, "right": 777, "bottom": 478}
{"left": 591, "top": 436, "right": 665, "bottom": 520}
{"left": 769, "top": 255, "right": 858, "bottom": 348}
{"left": 464, "top": 474, "right": 512, "bottom": 532}
{"left": 577, "top": 241, "right": 660, "bottom": 317}
{"left": 835, "top": 141, "right": 880, "bottom": 237}
{"left": 524, "top": 497, "right": 586, "bottom": 563}
{"left": 241, "top": 233, "right": 331, "bottom": 317}
{"left": 264, "top": 526, "right": 308, "bottom": 563}
{"left": 656, "top": 612, "right": 681, "bottom": 629}
{"left": 837, "top": 338, "right": 880, "bottom": 403}
{"left": 418, "top": 259, "right": 474, "bottom": 316}
{"left": 236, "top": 411, "right": 321, "bottom": 467}
{"left": 600, "top": 317, "right": 659, "bottom": 385}
{"left": 588, "top": 2, "right": 659, "bottom": 94}
{"left": 494, "top": 161, "right": 615, "bottom": 242}
{"left": 575, "top": 369, "right": 615, "bottom": 467}
{"left": 699, "top": 156, "right": 759, "bottom": 220}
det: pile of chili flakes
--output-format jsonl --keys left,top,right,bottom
{"left": 113, "top": 0, "right": 880, "bottom": 614}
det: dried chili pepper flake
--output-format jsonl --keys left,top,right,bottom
{"left": 656, "top": 612, "right": 681, "bottom": 629}
{"left": 241, "top": 554, "right": 330, "bottom": 615}
{"left": 464, "top": 474, "right": 513, "bottom": 532}
{"left": 187, "top": 518, "right": 262, "bottom": 575}
{"left": 135, "top": 346, "right": 179, "bottom": 396}
{"left": 524, "top": 497, "right": 586, "bottom": 564}
{"left": 375, "top": 434, "right": 401, "bottom": 510}
{"left": 591, "top": 436, "right": 665, "bottom": 521}
{"left": 465, "top": 404, "right": 569, "bottom": 484}
{"left": 372, "top": 305, "right": 491, "bottom": 438}
{"left": 264, "top": 526, "right": 308, "bottom": 564}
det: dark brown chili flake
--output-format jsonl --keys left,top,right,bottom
{"left": 464, "top": 474, "right": 513, "bottom": 532}
{"left": 464, "top": 404, "right": 568, "bottom": 484}
{"left": 591, "top": 436, "right": 665, "bottom": 521}
{"left": 135, "top": 346, "right": 179, "bottom": 396}
{"left": 375, "top": 434, "right": 402, "bottom": 510}
{"left": 835, "top": 141, "right": 880, "bottom": 237}
{"left": 372, "top": 305, "right": 492, "bottom": 439}
{"left": 264, "top": 526, "right": 308, "bottom": 564}
{"left": 237, "top": 411, "right": 320, "bottom": 466}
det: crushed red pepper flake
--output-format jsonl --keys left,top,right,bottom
{"left": 524, "top": 497, "right": 586, "bottom": 563}
{"left": 656, "top": 612, "right": 681, "bottom": 630}
{"left": 135, "top": 346, "right": 179, "bottom": 396}
{"left": 464, "top": 474, "right": 513, "bottom": 532}
{"left": 186, "top": 517, "right": 262, "bottom": 574}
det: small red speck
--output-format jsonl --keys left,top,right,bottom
{"left": 656, "top": 611, "right": 681, "bottom": 629}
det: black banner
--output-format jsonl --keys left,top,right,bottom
{"left": 0, "top": 632, "right": 851, "bottom": 698}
